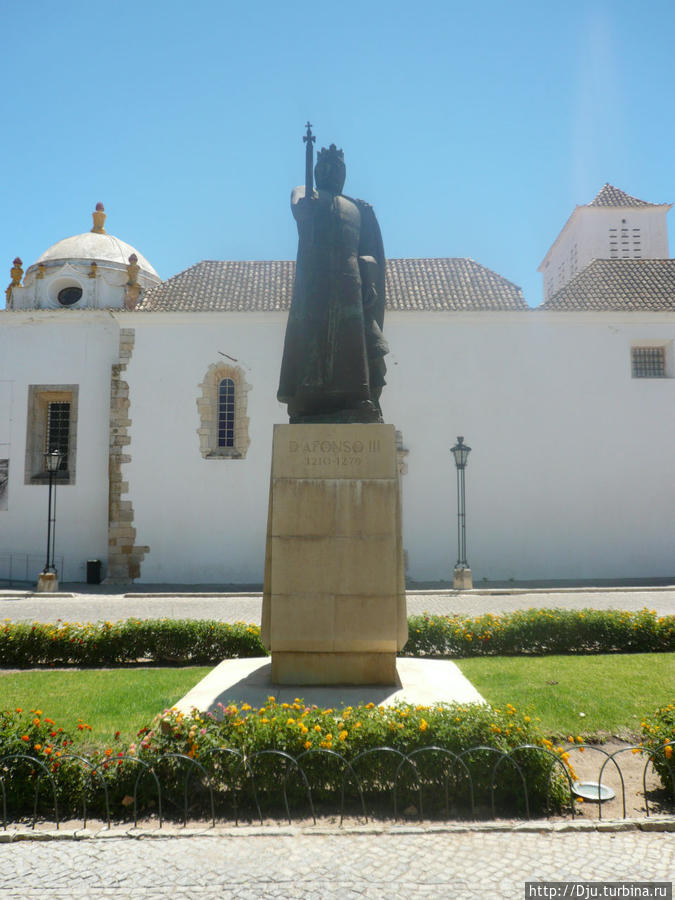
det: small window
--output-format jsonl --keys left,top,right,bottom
{"left": 24, "top": 385, "right": 78, "bottom": 484}
{"left": 196, "top": 364, "right": 251, "bottom": 459}
{"left": 218, "top": 378, "right": 235, "bottom": 448}
{"left": 57, "top": 285, "right": 82, "bottom": 306}
{"left": 632, "top": 347, "right": 666, "bottom": 378}
{"left": 46, "top": 401, "right": 70, "bottom": 470}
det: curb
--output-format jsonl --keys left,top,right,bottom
{"left": 1, "top": 816, "right": 673, "bottom": 841}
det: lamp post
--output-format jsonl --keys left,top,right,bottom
{"left": 450, "top": 436, "right": 472, "bottom": 590}
{"left": 36, "top": 449, "right": 63, "bottom": 592}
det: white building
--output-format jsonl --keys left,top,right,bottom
{"left": 1, "top": 188, "right": 673, "bottom": 585}
{"left": 538, "top": 183, "right": 671, "bottom": 301}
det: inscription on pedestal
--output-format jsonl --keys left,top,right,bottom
{"left": 274, "top": 424, "right": 395, "bottom": 479}
{"left": 289, "top": 437, "right": 382, "bottom": 470}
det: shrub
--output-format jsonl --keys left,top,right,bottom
{"left": 640, "top": 702, "right": 675, "bottom": 793}
{"left": 1, "top": 609, "right": 671, "bottom": 669}
{"left": 0, "top": 707, "right": 78, "bottom": 817}
{"left": 0, "top": 618, "right": 265, "bottom": 667}
{"left": 405, "top": 608, "right": 674, "bottom": 657}
{"left": 0, "top": 701, "right": 574, "bottom": 821}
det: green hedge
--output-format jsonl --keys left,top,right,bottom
{"left": 406, "top": 608, "right": 674, "bottom": 656}
{"left": 0, "top": 701, "right": 573, "bottom": 820}
{"left": 0, "top": 618, "right": 263, "bottom": 667}
{"left": 1, "top": 608, "right": 672, "bottom": 668}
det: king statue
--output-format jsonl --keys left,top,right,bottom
{"left": 277, "top": 125, "right": 388, "bottom": 423}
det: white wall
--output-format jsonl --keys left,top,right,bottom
{"left": 122, "top": 312, "right": 288, "bottom": 584}
{"left": 541, "top": 207, "right": 670, "bottom": 300}
{"left": 0, "top": 312, "right": 120, "bottom": 582}
{"left": 3, "top": 307, "right": 673, "bottom": 585}
{"left": 123, "top": 309, "right": 675, "bottom": 584}
{"left": 386, "top": 311, "right": 675, "bottom": 582}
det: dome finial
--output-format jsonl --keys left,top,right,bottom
{"left": 5, "top": 257, "right": 23, "bottom": 307}
{"left": 91, "top": 202, "right": 107, "bottom": 234}
{"left": 125, "top": 254, "right": 141, "bottom": 309}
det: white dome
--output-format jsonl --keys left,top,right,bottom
{"left": 36, "top": 231, "right": 159, "bottom": 279}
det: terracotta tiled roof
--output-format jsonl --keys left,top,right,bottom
{"left": 137, "top": 258, "right": 526, "bottom": 312}
{"left": 587, "top": 184, "right": 666, "bottom": 208}
{"left": 540, "top": 259, "right": 675, "bottom": 311}
{"left": 136, "top": 260, "right": 295, "bottom": 313}
{"left": 385, "top": 258, "right": 525, "bottom": 310}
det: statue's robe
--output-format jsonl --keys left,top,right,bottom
{"left": 277, "top": 186, "right": 387, "bottom": 422}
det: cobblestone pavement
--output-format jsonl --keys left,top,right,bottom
{"left": 0, "top": 826, "right": 673, "bottom": 899}
{"left": 1, "top": 586, "right": 674, "bottom": 624}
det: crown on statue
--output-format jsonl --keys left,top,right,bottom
{"left": 316, "top": 144, "right": 344, "bottom": 164}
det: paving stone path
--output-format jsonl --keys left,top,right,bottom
{"left": 1, "top": 586, "right": 674, "bottom": 624}
{"left": 0, "top": 826, "right": 673, "bottom": 899}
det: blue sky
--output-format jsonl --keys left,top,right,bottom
{"left": 2, "top": 0, "right": 674, "bottom": 308}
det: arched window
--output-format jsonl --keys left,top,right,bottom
{"left": 218, "top": 378, "right": 236, "bottom": 447}
{"left": 197, "top": 363, "right": 251, "bottom": 459}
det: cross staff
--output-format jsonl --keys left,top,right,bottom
{"left": 303, "top": 121, "right": 315, "bottom": 199}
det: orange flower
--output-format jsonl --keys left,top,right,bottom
{"left": 34, "top": 744, "right": 42, "bottom": 751}
{"left": 105, "top": 748, "right": 113, "bottom": 757}
{"left": 665, "top": 745, "right": 673, "bottom": 759}
{"left": 419, "top": 719, "right": 428, "bottom": 732}
{"left": 21, "top": 735, "right": 29, "bottom": 742}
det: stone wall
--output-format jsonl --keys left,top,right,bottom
{"left": 107, "top": 328, "right": 148, "bottom": 581}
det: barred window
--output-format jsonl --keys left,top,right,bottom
{"left": 631, "top": 347, "right": 666, "bottom": 378}
{"left": 24, "top": 385, "right": 78, "bottom": 484}
{"left": 218, "top": 378, "right": 235, "bottom": 448}
{"left": 46, "top": 402, "right": 70, "bottom": 470}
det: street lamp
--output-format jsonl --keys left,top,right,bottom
{"left": 450, "top": 436, "right": 472, "bottom": 590}
{"left": 37, "top": 449, "right": 63, "bottom": 592}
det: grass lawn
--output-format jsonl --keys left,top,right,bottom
{"left": 457, "top": 652, "right": 674, "bottom": 738}
{"left": 0, "top": 667, "right": 211, "bottom": 747}
{"left": 1, "top": 654, "right": 672, "bottom": 746}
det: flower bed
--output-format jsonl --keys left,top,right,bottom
{"left": 0, "top": 701, "right": 576, "bottom": 822}
{"left": 640, "top": 702, "right": 675, "bottom": 792}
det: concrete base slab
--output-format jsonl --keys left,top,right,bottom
{"left": 36, "top": 573, "right": 59, "bottom": 593}
{"left": 271, "top": 651, "right": 398, "bottom": 685}
{"left": 174, "top": 657, "right": 486, "bottom": 715}
{"left": 453, "top": 567, "right": 473, "bottom": 590}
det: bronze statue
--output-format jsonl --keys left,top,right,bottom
{"left": 277, "top": 124, "right": 388, "bottom": 423}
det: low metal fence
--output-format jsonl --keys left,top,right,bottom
{"left": 0, "top": 553, "right": 64, "bottom": 587}
{"left": 0, "top": 741, "right": 672, "bottom": 831}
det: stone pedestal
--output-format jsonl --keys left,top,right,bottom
{"left": 262, "top": 424, "right": 407, "bottom": 685}
{"left": 453, "top": 567, "right": 473, "bottom": 590}
{"left": 36, "top": 572, "right": 58, "bottom": 592}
